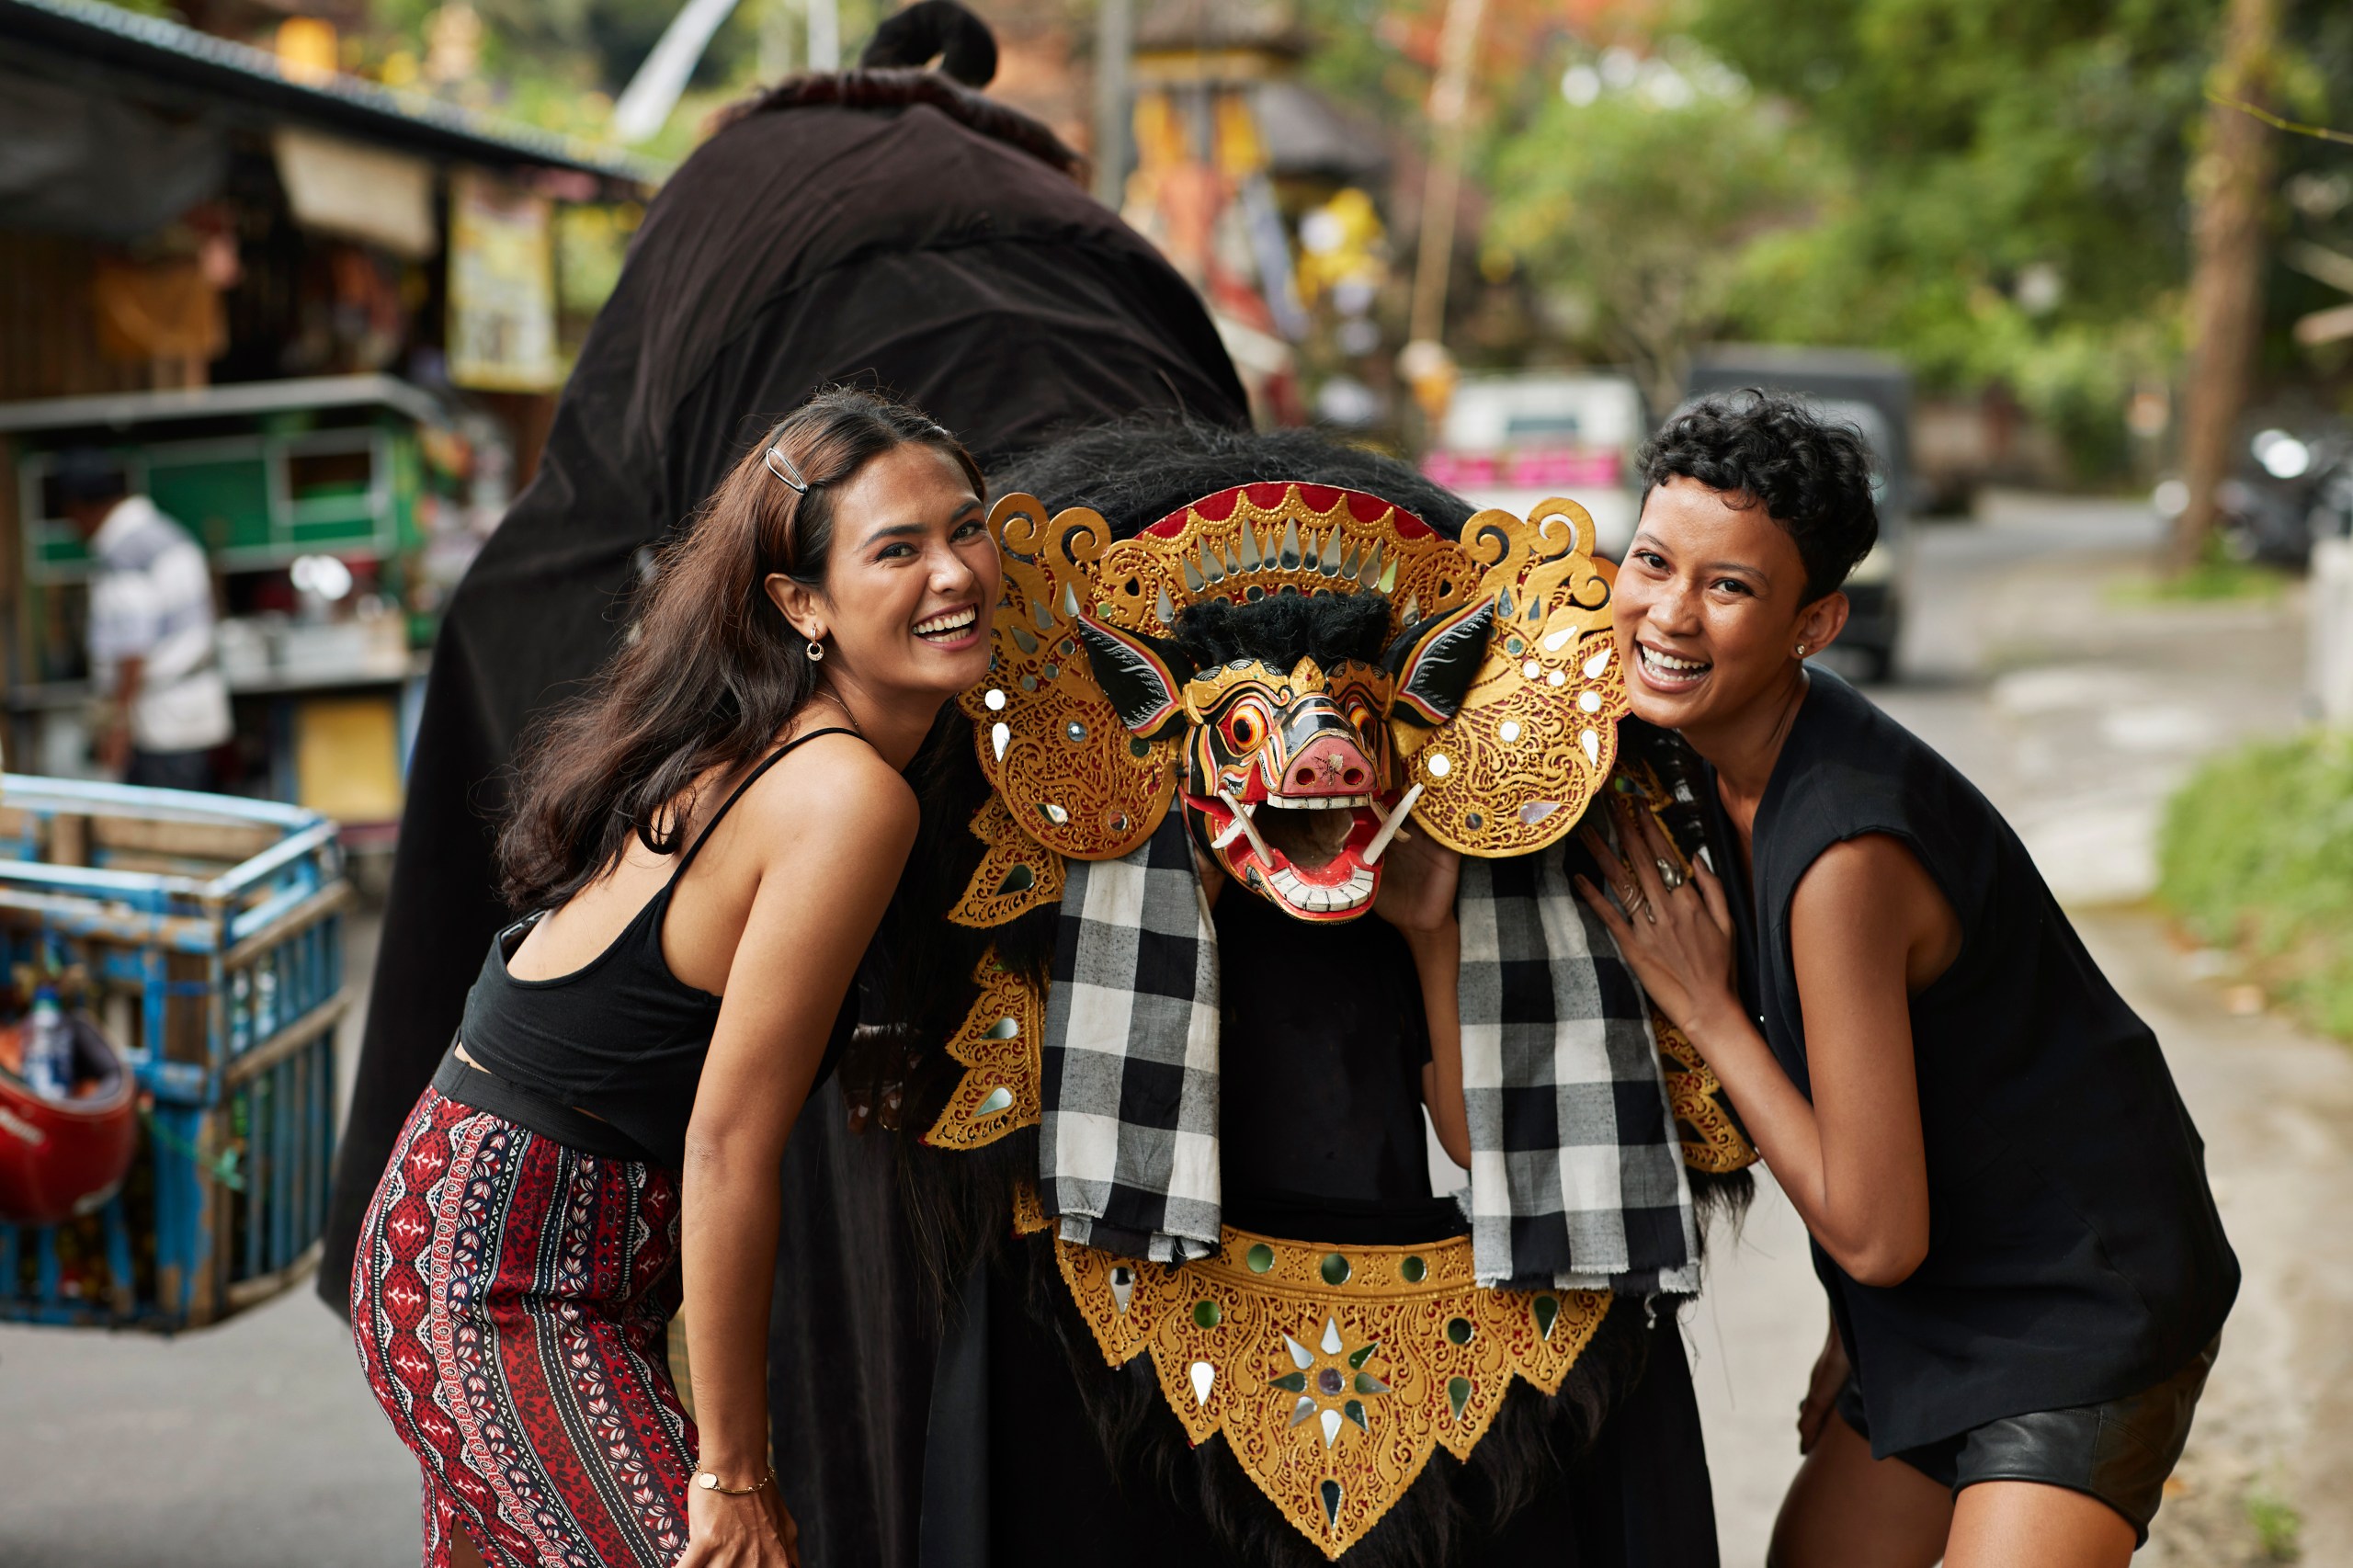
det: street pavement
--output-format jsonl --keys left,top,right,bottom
{"left": 3, "top": 494, "right": 2346, "bottom": 1565}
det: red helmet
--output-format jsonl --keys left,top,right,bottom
{"left": 0, "top": 1015, "right": 138, "bottom": 1227}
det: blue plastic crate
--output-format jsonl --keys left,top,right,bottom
{"left": 0, "top": 775, "right": 348, "bottom": 1330}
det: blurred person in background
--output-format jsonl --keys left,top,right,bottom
{"left": 54, "top": 449, "right": 230, "bottom": 791}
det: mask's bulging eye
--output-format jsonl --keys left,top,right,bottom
{"left": 1346, "top": 702, "right": 1375, "bottom": 734}
{"left": 1222, "top": 702, "right": 1268, "bottom": 752}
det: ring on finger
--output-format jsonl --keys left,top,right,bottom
{"left": 1655, "top": 857, "right": 1686, "bottom": 892}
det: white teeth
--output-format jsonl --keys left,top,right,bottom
{"left": 1262, "top": 794, "right": 1370, "bottom": 810}
{"left": 1268, "top": 864, "right": 1376, "bottom": 914}
{"left": 915, "top": 608, "right": 978, "bottom": 635}
{"left": 1642, "top": 645, "right": 1707, "bottom": 673}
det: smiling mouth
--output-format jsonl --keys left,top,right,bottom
{"left": 1196, "top": 791, "right": 1411, "bottom": 920}
{"left": 914, "top": 606, "right": 978, "bottom": 642}
{"left": 1637, "top": 642, "right": 1711, "bottom": 685}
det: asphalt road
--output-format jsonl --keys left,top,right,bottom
{"left": 1, "top": 494, "right": 2341, "bottom": 1566}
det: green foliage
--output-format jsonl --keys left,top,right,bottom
{"left": 2245, "top": 1482, "right": 2305, "bottom": 1561}
{"left": 2157, "top": 729, "right": 2353, "bottom": 1039}
{"left": 1683, "top": 0, "right": 2224, "bottom": 472}
{"left": 1483, "top": 64, "right": 1824, "bottom": 411}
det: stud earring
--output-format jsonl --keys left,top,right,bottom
{"left": 1793, "top": 643, "right": 1809, "bottom": 659}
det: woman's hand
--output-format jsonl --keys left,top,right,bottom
{"left": 680, "top": 1482, "right": 800, "bottom": 1567}
{"left": 1373, "top": 822, "right": 1461, "bottom": 937}
{"left": 1573, "top": 799, "right": 1741, "bottom": 1040}
{"left": 1796, "top": 1313, "right": 1852, "bottom": 1456}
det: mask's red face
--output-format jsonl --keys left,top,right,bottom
{"left": 1178, "top": 655, "right": 1396, "bottom": 920}
{"left": 1074, "top": 597, "right": 1492, "bottom": 924}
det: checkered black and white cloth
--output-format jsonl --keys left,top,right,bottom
{"left": 1458, "top": 852, "right": 1701, "bottom": 1292}
{"left": 1034, "top": 812, "right": 1700, "bottom": 1290}
{"left": 1037, "top": 817, "right": 1223, "bottom": 1261}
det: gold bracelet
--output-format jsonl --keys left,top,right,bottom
{"left": 693, "top": 1466, "right": 775, "bottom": 1496}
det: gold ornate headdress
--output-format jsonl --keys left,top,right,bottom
{"left": 954, "top": 481, "right": 1629, "bottom": 866}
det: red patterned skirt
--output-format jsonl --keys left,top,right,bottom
{"left": 352, "top": 1085, "right": 696, "bottom": 1568}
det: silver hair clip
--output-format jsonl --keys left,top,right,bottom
{"left": 764, "top": 444, "right": 809, "bottom": 494}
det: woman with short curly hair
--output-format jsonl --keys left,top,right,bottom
{"left": 1576, "top": 392, "right": 2236, "bottom": 1567}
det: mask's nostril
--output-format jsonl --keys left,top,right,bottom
{"left": 1342, "top": 768, "right": 1365, "bottom": 786}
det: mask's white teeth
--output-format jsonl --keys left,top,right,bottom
{"left": 1219, "top": 790, "right": 1275, "bottom": 864}
{"left": 1360, "top": 783, "right": 1423, "bottom": 866}
{"left": 1211, "top": 800, "right": 1258, "bottom": 850}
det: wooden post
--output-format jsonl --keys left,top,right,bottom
{"left": 1093, "top": 0, "right": 1135, "bottom": 210}
{"left": 2173, "top": 0, "right": 2279, "bottom": 572}
{"left": 1406, "top": 0, "right": 1488, "bottom": 347}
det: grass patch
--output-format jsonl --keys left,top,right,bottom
{"left": 2108, "top": 556, "right": 2290, "bottom": 606}
{"left": 2157, "top": 730, "right": 2353, "bottom": 1040}
{"left": 2245, "top": 1483, "right": 2304, "bottom": 1561}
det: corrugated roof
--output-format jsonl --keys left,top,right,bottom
{"left": 0, "top": 0, "right": 665, "bottom": 189}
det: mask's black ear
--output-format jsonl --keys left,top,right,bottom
{"left": 1073, "top": 615, "right": 1194, "bottom": 740}
{"left": 1382, "top": 598, "right": 1494, "bottom": 727}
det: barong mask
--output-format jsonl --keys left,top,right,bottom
{"left": 957, "top": 482, "right": 1634, "bottom": 921}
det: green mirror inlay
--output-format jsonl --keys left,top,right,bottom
{"left": 1245, "top": 1243, "right": 1276, "bottom": 1274}
{"left": 1347, "top": 1342, "right": 1379, "bottom": 1369}
{"left": 1533, "top": 1294, "right": 1560, "bottom": 1340}
{"left": 1447, "top": 1375, "right": 1472, "bottom": 1419}
{"left": 1269, "top": 1370, "right": 1308, "bottom": 1393}
{"left": 1320, "top": 1252, "right": 1351, "bottom": 1286}
{"left": 1343, "top": 1399, "right": 1369, "bottom": 1431}
{"left": 1400, "top": 1255, "right": 1427, "bottom": 1283}
{"left": 1192, "top": 1299, "right": 1222, "bottom": 1329}
{"left": 1445, "top": 1316, "right": 1474, "bottom": 1346}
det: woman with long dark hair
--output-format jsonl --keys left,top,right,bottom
{"left": 1575, "top": 392, "right": 2235, "bottom": 1567}
{"left": 349, "top": 389, "right": 998, "bottom": 1568}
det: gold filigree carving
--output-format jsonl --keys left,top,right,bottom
{"left": 1056, "top": 1227, "right": 1608, "bottom": 1559}
{"left": 1012, "top": 1178, "right": 1053, "bottom": 1236}
{"left": 921, "top": 949, "right": 1045, "bottom": 1151}
{"left": 1654, "top": 1011, "right": 1758, "bottom": 1174}
{"left": 1404, "top": 499, "right": 1627, "bottom": 858}
{"left": 949, "top": 796, "right": 1066, "bottom": 929}
{"left": 1086, "top": 483, "right": 1480, "bottom": 642}
{"left": 959, "top": 493, "right": 1179, "bottom": 861}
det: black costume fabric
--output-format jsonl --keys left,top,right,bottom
{"left": 320, "top": 75, "right": 1245, "bottom": 1568}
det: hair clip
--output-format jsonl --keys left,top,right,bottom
{"left": 764, "top": 444, "right": 809, "bottom": 494}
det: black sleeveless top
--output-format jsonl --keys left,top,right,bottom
{"left": 454, "top": 730, "right": 859, "bottom": 1171}
{"left": 1709, "top": 673, "right": 2235, "bottom": 1455}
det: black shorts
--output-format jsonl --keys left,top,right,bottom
{"left": 1835, "top": 1336, "right": 2219, "bottom": 1546}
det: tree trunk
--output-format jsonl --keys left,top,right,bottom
{"left": 2173, "top": 0, "right": 2279, "bottom": 572}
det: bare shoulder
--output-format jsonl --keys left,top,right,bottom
{"left": 725, "top": 732, "right": 917, "bottom": 860}
{"left": 1793, "top": 834, "right": 1956, "bottom": 960}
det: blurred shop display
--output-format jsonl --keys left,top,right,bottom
{"left": 1686, "top": 347, "right": 1914, "bottom": 683}
{"left": 1420, "top": 370, "right": 1646, "bottom": 557}
{"left": 0, "top": 0, "right": 654, "bottom": 842}
{"left": 1124, "top": 0, "right": 1388, "bottom": 425}
{"left": 0, "top": 378, "right": 516, "bottom": 838}
{"left": 0, "top": 775, "right": 348, "bottom": 1329}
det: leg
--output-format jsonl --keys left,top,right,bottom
{"left": 1944, "top": 1481, "right": 2134, "bottom": 1568}
{"left": 1768, "top": 1409, "right": 1951, "bottom": 1568}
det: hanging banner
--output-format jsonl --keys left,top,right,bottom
{"left": 447, "top": 170, "right": 559, "bottom": 392}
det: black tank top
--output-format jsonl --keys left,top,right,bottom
{"left": 454, "top": 729, "right": 859, "bottom": 1170}
{"left": 1710, "top": 673, "right": 2235, "bottom": 1454}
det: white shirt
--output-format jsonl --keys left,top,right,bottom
{"left": 86, "top": 496, "right": 233, "bottom": 753}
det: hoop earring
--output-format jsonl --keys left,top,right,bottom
{"left": 806, "top": 638, "right": 825, "bottom": 663}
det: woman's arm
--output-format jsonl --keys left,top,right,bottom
{"left": 677, "top": 759, "right": 918, "bottom": 1566}
{"left": 1374, "top": 830, "right": 1471, "bottom": 1169}
{"left": 1575, "top": 804, "right": 1945, "bottom": 1287}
